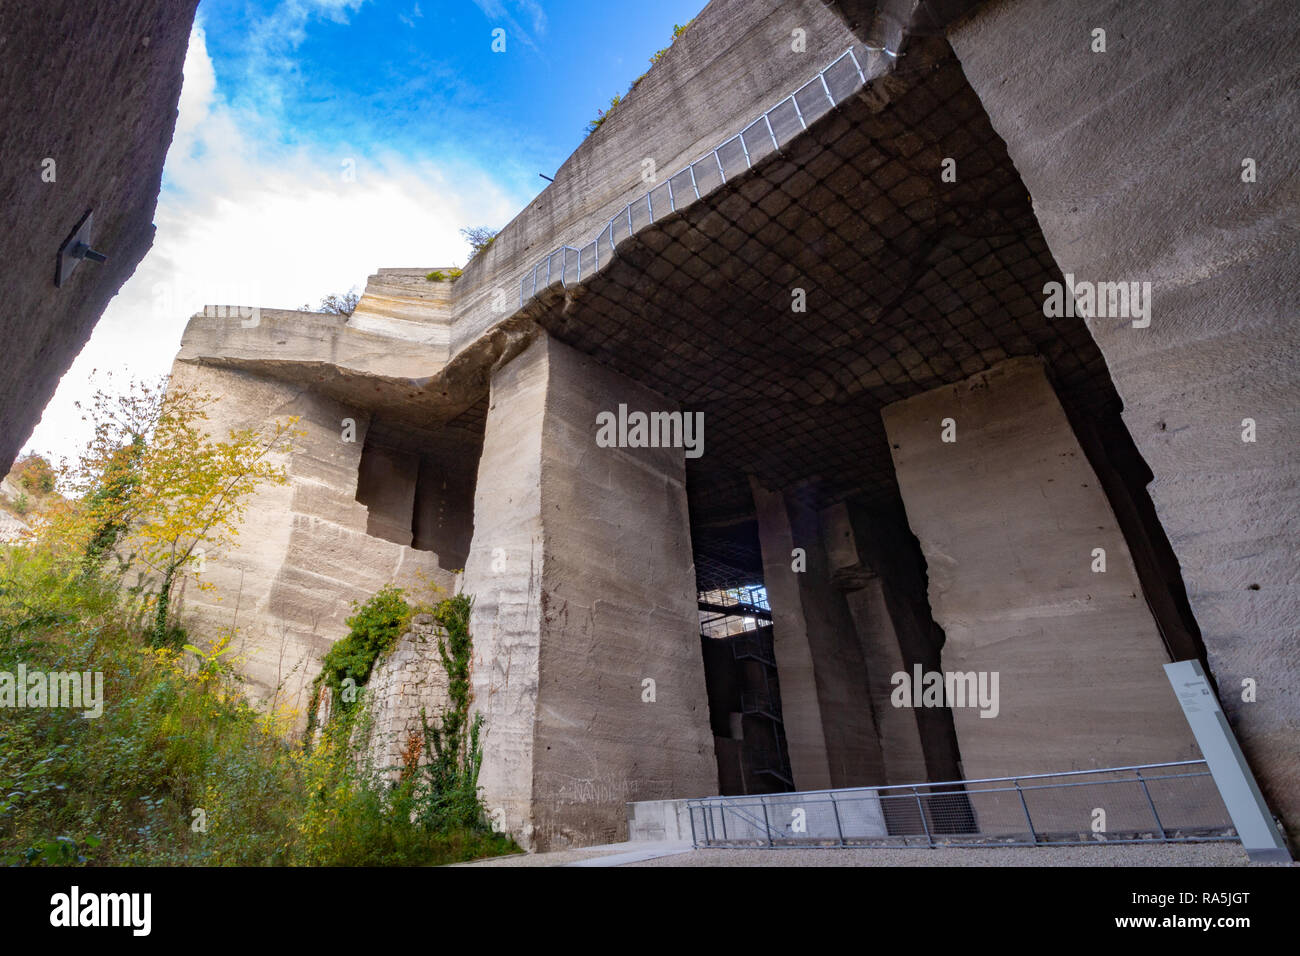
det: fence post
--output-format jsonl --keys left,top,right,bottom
{"left": 761, "top": 796, "right": 774, "bottom": 847}
{"left": 818, "top": 71, "right": 834, "bottom": 106}
{"left": 914, "top": 787, "right": 934, "bottom": 848}
{"left": 829, "top": 793, "right": 845, "bottom": 847}
{"left": 1135, "top": 769, "right": 1168, "bottom": 842}
{"left": 1015, "top": 780, "right": 1038, "bottom": 846}
{"left": 688, "top": 803, "right": 698, "bottom": 849}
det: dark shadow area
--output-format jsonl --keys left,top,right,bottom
{"left": 354, "top": 397, "right": 486, "bottom": 570}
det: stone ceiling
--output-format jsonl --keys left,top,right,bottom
{"left": 516, "top": 38, "right": 1121, "bottom": 527}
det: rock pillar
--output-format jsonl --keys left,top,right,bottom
{"left": 950, "top": 0, "right": 1300, "bottom": 836}
{"left": 882, "top": 357, "right": 1198, "bottom": 782}
{"left": 463, "top": 334, "right": 716, "bottom": 850}
{"left": 752, "top": 481, "right": 886, "bottom": 790}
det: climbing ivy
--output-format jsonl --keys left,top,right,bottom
{"left": 306, "top": 587, "right": 493, "bottom": 835}
{"left": 306, "top": 584, "right": 413, "bottom": 736}
{"left": 417, "top": 593, "right": 486, "bottom": 831}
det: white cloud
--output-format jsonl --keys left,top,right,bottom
{"left": 469, "top": 0, "right": 548, "bottom": 53}
{"left": 399, "top": 3, "right": 423, "bottom": 28}
{"left": 24, "top": 21, "right": 520, "bottom": 465}
{"left": 248, "top": 0, "right": 371, "bottom": 56}
{"left": 515, "top": 0, "right": 548, "bottom": 37}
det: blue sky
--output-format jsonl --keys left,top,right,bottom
{"left": 188, "top": 0, "right": 704, "bottom": 213}
{"left": 27, "top": 0, "right": 705, "bottom": 464}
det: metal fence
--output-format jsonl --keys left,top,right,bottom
{"left": 519, "top": 47, "right": 869, "bottom": 307}
{"left": 687, "top": 761, "right": 1238, "bottom": 849}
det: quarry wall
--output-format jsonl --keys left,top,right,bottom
{"left": 0, "top": 0, "right": 198, "bottom": 473}
{"left": 950, "top": 0, "right": 1300, "bottom": 836}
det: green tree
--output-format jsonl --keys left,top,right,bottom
{"left": 458, "top": 226, "right": 498, "bottom": 259}
{"left": 36, "top": 376, "right": 299, "bottom": 646}
{"left": 299, "top": 290, "right": 360, "bottom": 316}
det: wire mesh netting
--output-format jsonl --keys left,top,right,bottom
{"left": 518, "top": 49, "right": 871, "bottom": 308}
{"left": 514, "top": 37, "right": 1122, "bottom": 526}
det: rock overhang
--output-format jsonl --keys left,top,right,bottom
{"left": 176, "top": 0, "right": 1114, "bottom": 524}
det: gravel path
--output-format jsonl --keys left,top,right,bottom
{"left": 462, "top": 840, "right": 1284, "bottom": 867}
{"left": 625, "top": 842, "right": 1270, "bottom": 867}
{"left": 457, "top": 840, "right": 689, "bottom": 867}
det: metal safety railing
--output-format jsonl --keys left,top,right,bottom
{"left": 519, "top": 46, "right": 870, "bottom": 307}
{"left": 687, "top": 760, "right": 1238, "bottom": 849}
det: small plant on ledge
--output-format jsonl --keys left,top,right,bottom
{"left": 459, "top": 226, "right": 498, "bottom": 260}
{"left": 585, "top": 21, "right": 692, "bottom": 137}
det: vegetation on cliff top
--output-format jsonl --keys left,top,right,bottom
{"left": 585, "top": 21, "right": 693, "bottom": 136}
{"left": 299, "top": 290, "right": 360, "bottom": 316}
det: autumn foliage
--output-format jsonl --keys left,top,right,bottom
{"left": 33, "top": 375, "right": 299, "bottom": 645}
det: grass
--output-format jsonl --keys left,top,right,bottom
{"left": 0, "top": 546, "right": 518, "bottom": 866}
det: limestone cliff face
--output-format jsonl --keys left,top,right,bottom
{"left": 949, "top": 0, "right": 1300, "bottom": 840}
{"left": 149, "top": 0, "right": 1298, "bottom": 846}
{"left": 0, "top": 0, "right": 199, "bottom": 474}
{"left": 165, "top": 360, "right": 456, "bottom": 723}
{"left": 0, "top": 477, "right": 32, "bottom": 544}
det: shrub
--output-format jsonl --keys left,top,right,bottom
{"left": 0, "top": 547, "right": 301, "bottom": 865}
{"left": 458, "top": 226, "right": 498, "bottom": 260}
{"left": 293, "top": 694, "right": 513, "bottom": 866}
{"left": 298, "top": 291, "right": 360, "bottom": 316}
{"left": 311, "top": 584, "right": 412, "bottom": 720}
{"left": 0, "top": 549, "right": 517, "bottom": 867}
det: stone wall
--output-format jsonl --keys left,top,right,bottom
{"left": 360, "top": 615, "right": 452, "bottom": 781}
{"left": 0, "top": 0, "right": 198, "bottom": 473}
{"left": 949, "top": 0, "right": 1300, "bottom": 835}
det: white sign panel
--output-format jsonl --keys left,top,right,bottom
{"left": 1164, "top": 660, "right": 1290, "bottom": 862}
